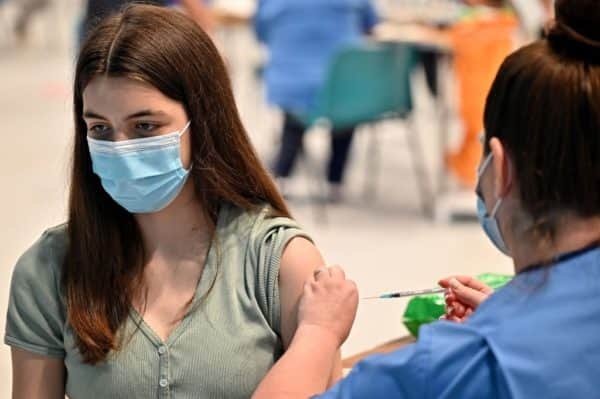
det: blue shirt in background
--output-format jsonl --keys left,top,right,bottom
{"left": 255, "top": 0, "right": 379, "bottom": 113}
{"left": 316, "top": 247, "right": 600, "bottom": 398}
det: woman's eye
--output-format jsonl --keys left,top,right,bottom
{"left": 89, "top": 125, "right": 111, "bottom": 136}
{"left": 136, "top": 123, "right": 158, "bottom": 132}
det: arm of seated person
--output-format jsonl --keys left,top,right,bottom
{"left": 11, "top": 348, "right": 65, "bottom": 399}
{"left": 279, "top": 237, "right": 343, "bottom": 386}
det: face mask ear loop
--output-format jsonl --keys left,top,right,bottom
{"left": 490, "top": 197, "right": 503, "bottom": 218}
{"left": 178, "top": 121, "right": 192, "bottom": 137}
{"left": 478, "top": 153, "right": 494, "bottom": 177}
{"left": 178, "top": 121, "right": 193, "bottom": 172}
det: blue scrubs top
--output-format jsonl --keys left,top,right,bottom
{"left": 254, "top": 0, "right": 379, "bottom": 113}
{"left": 317, "top": 247, "right": 600, "bottom": 398}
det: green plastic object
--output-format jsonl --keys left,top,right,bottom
{"left": 403, "top": 273, "right": 513, "bottom": 337}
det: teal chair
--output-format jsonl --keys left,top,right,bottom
{"left": 300, "top": 42, "right": 434, "bottom": 218}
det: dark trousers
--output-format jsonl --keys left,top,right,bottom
{"left": 14, "top": 0, "right": 49, "bottom": 37}
{"left": 418, "top": 49, "right": 439, "bottom": 97}
{"left": 273, "top": 113, "right": 355, "bottom": 184}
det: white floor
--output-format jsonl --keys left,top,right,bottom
{"left": 0, "top": 12, "right": 513, "bottom": 398}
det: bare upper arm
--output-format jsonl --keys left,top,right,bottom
{"left": 278, "top": 237, "right": 343, "bottom": 386}
{"left": 11, "top": 348, "right": 65, "bottom": 399}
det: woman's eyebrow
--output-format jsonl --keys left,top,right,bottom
{"left": 125, "top": 110, "right": 169, "bottom": 120}
{"left": 82, "top": 110, "right": 169, "bottom": 120}
{"left": 83, "top": 110, "right": 106, "bottom": 119}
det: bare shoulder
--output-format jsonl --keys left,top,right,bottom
{"left": 278, "top": 237, "right": 325, "bottom": 347}
{"left": 279, "top": 237, "right": 325, "bottom": 286}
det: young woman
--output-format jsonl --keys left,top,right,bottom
{"left": 254, "top": 0, "right": 600, "bottom": 397}
{"left": 5, "top": 5, "right": 341, "bottom": 398}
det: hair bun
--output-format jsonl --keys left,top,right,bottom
{"left": 547, "top": 0, "right": 600, "bottom": 60}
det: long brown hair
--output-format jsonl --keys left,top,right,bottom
{"left": 482, "top": 0, "right": 600, "bottom": 238}
{"left": 67, "top": 4, "right": 290, "bottom": 364}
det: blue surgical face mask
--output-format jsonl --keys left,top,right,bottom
{"left": 476, "top": 153, "right": 510, "bottom": 256}
{"left": 87, "top": 121, "right": 192, "bottom": 214}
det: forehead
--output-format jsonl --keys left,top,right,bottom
{"left": 82, "top": 76, "right": 182, "bottom": 117}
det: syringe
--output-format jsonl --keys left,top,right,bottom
{"left": 362, "top": 287, "right": 446, "bottom": 300}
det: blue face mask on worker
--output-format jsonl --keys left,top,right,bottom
{"left": 87, "top": 121, "right": 192, "bottom": 214}
{"left": 476, "top": 152, "right": 510, "bottom": 256}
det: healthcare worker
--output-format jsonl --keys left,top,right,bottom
{"left": 252, "top": 0, "right": 600, "bottom": 397}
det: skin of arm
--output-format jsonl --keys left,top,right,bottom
{"left": 11, "top": 348, "right": 65, "bottom": 399}
{"left": 253, "top": 325, "right": 340, "bottom": 399}
{"left": 254, "top": 264, "right": 358, "bottom": 399}
{"left": 279, "top": 237, "right": 343, "bottom": 386}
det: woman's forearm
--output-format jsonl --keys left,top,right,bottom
{"left": 253, "top": 325, "right": 339, "bottom": 399}
{"left": 328, "top": 350, "right": 343, "bottom": 386}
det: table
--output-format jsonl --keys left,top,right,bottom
{"left": 342, "top": 335, "right": 416, "bottom": 376}
{"left": 211, "top": 5, "right": 253, "bottom": 27}
{"left": 374, "top": 22, "right": 451, "bottom": 51}
{"left": 342, "top": 335, "right": 416, "bottom": 369}
{"left": 383, "top": 1, "right": 463, "bottom": 27}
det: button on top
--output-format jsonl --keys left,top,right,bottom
{"left": 159, "top": 379, "right": 168, "bottom": 388}
{"left": 158, "top": 346, "right": 167, "bottom": 355}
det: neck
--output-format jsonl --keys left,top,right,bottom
{"left": 134, "top": 180, "right": 211, "bottom": 263}
{"left": 510, "top": 215, "right": 600, "bottom": 273}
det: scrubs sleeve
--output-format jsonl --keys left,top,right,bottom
{"left": 314, "top": 338, "right": 430, "bottom": 399}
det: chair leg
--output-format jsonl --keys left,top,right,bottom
{"left": 406, "top": 116, "right": 434, "bottom": 218}
{"left": 301, "top": 126, "right": 329, "bottom": 225}
{"left": 363, "top": 124, "right": 380, "bottom": 201}
{"left": 436, "top": 54, "right": 453, "bottom": 197}
{"left": 0, "top": 5, "right": 13, "bottom": 46}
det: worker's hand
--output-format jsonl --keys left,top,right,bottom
{"left": 438, "top": 276, "right": 493, "bottom": 323}
{"left": 297, "top": 266, "right": 359, "bottom": 347}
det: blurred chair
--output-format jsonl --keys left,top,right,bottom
{"left": 300, "top": 42, "right": 434, "bottom": 219}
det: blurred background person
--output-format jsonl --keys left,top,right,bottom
{"left": 13, "top": 0, "right": 48, "bottom": 42}
{"left": 79, "top": 0, "right": 212, "bottom": 46}
{"left": 254, "top": 0, "right": 379, "bottom": 202}
{"left": 445, "top": 1, "right": 518, "bottom": 188}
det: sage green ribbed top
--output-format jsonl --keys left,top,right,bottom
{"left": 5, "top": 203, "right": 309, "bottom": 399}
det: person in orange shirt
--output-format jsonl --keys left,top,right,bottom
{"left": 446, "top": 3, "right": 518, "bottom": 187}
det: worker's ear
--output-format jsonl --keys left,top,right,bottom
{"left": 489, "top": 138, "right": 513, "bottom": 199}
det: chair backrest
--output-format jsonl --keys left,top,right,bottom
{"left": 308, "top": 43, "right": 417, "bottom": 130}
